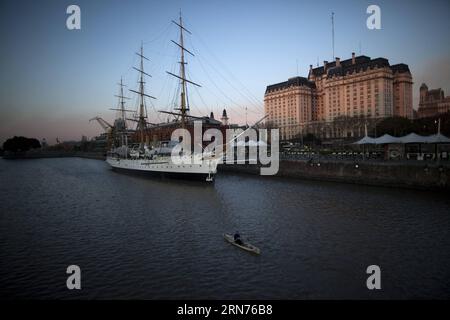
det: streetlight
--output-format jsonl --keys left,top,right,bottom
{"left": 434, "top": 118, "right": 441, "bottom": 134}
{"left": 435, "top": 118, "right": 441, "bottom": 162}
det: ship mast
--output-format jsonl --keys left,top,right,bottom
{"left": 166, "top": 11, "right": 201, "bottom": 129}
{"left": 108, "top": 77, "right": 135, "bottom": 147}
{"left": 179, "top": 14, "right": 188, "bottom": 129}
{"left": 129, "top": 43, "right": 156, "bottom": 146}
{"left": 110, "top": 77, "right": 131, "bottom": 124}
{"left": 118, "top": 77, "right": 127, "bottom": 123}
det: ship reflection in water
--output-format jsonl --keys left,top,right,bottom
{"left": 0, "top": 158, "right": 449, "bottom": 299}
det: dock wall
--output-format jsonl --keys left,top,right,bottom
{"left": 4, "top": 152, "right": 449, "bottom": 190}
{"left": 218, "top": 160, "right": 450, "bottom": 191}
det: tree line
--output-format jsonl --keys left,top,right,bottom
{"left": 2, "top": 136, "right": 41, "bottom": 152}
{"left": 375, "top": 114, "right": 450, "bottom": 137}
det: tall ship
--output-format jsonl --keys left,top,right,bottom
{"left": 105, "top": 13, "right": 222, "bottom": 182}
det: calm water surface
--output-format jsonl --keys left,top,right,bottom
{"left": 0, "top": 158, "right": 449, "bottom": 299}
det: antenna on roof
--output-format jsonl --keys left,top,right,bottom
{"left": 245, "top": 106, "right": 248, "bottom": 127}
{"left": 296, "top": 59, "right": 299, "bottom": 76}
{"left": 359, "top": 41, "right": 362, "bottom": 55}
{"left": 331, "top": 12, "right": 335, "bottom": 59}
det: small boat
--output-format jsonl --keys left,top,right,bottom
{"left": 223, "top": 234, "right": 261, "bottom": 255}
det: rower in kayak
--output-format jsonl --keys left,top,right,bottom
{"left": 224, "top": 233, "right": 261, "bottom": 255}
{"left": 234, "top": 231, "right": 243, "bottom": 245}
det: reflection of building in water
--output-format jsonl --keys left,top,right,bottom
{"left": 264, "top": 53, "right": 413, "bottom": 140}
{"left": 417, "top": 83, "right": 450, "bottom": 118}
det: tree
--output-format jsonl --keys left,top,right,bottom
{"left": 292, "top": 132, "right": 321, "bottom": 146}
{"left": 376, "top": 117, "right": 413, "bottom": 137}
{"left": 2, "top": 136, "right": 41, "bottom": 152}
{"left": 304, "top": 133, "right": 321, "bottom": 145}
{"left": 376, "top": 113, "right": 450, "bottom": 137}
{"left": 413, "top": 112, "right": 450, "bottom": 136}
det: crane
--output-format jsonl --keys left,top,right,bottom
{"left": 89, "top": 117, "right": 113, "bottom": 132}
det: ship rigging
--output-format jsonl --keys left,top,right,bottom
{"left": 104, "top": 12, "right": 221, "bottom": 182}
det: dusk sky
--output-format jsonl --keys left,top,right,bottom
{"left": 1, "top": 0, "right": 449, "bottom": 144}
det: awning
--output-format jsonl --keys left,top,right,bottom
{"left": 353, "top": 136, "right": 377, "bottom": 145}
{"left": 374, "top": 134, "right": 403, "bottom": 144}
{"left": 231, "top": 140, "right": 269, "bottom": 147}
{"left": 425, "top": 133, "right": 450, "bottom": 143}
{"left": 353, "top": 133, "right": 450, "bottom": 145}
{"left": 246, "top": 140, "right": 259, "bottom": 147}
{"left": 398, "top": 133, "right": 429, "bottom": 144}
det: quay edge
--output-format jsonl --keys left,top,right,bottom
{"left": 218, "top": 160, "right": 450, "bottom": 191}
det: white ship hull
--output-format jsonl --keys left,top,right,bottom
{"left": 106, "top": 155, "right": 220, "bottom": 182}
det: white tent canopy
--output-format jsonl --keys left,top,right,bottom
{"left": 375, "top": 134, "right": 402, "bottom": 144}
{"left": 231, "top": 140, "right": 269, "bottom": 147}
{"left": 354, "top": 132, "right": 450, "bottom": 145}
{"left": 398, "top": 133, "right": 429, "bottom": 144}
{"left": 256, "top": 140, "right": 268, "bottom": 147}
{"left": 354, "top": 136, "right": 377, "bottom": 145}
{"left": 426, "top": 133, "right": 450, "bottom": 143}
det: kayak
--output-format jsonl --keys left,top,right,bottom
{"left": 223, "top": 234, "right": 261, "bottom": 255}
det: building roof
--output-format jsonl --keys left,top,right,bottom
{"left": 310, "top": 55, "right": 372, "bottom": 78}
{"left": 427, "top": 88, "right": 445, "bottom": 101}
{"left": 309, "top": 55, "right": 410, "bottom": 79}
{"left": 266, "top": 54, "right": 412, "bottom": 94}
{"left": 265, "top": 76, "right": 316, "bottom": 93}
{"left": 390, "top": 63, "right": 411, "bottom": 74}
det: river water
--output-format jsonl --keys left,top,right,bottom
{"left": 0, "top": 158, "right": 449, "bottom": 299}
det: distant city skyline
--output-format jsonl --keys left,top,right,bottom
{"left": 1, "top": 0, "right": 449, "bottom": 144}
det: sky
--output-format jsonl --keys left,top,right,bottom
{"left": 1, "top": 0, "right": 449, "bottom": 144}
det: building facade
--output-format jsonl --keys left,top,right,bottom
{"left": 417, "top": 83, "right": 450, "bottom": 118}
{"left": 264, "top": 77, "right": 316, "bottom": 140}
{"left": 264, "top": 53, "right": 413, "bottom": 140}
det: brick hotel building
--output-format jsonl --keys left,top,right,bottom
{"left": 264, "top": 53, "right": 413, "bottom": 140}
